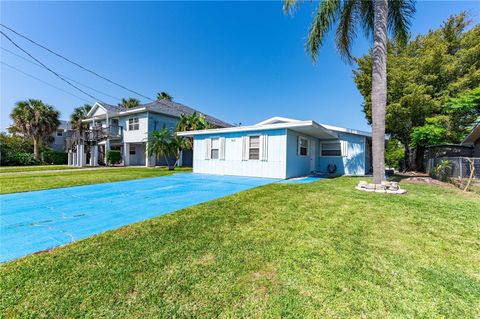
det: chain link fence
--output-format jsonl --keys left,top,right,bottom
{"left": 426, "top": 157, "right": 480, "bottom": 179}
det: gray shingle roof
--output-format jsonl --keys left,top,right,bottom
{"left": 100, "top": 100, "right": 231, "bottom": 128}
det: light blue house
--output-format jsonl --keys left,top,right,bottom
{"left": 178, "top": 117, "right": 372, "bottom": 179}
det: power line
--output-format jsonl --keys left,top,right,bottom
{"left": 0, "top": 24, "right": 155, "bottom": 101}
{"left": 1, "top": 46, "right": 123, "bottom": 102}
{"left": 1, "top": 30, "right": 103, "bottom": 102}
{"left": 1, "top": 61, "right": 92, "bottom": 103}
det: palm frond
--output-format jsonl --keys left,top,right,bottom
{"left": 306, "top": 0, "right": 341, "bottom": 63}
{"left": 283, "top": 0, "right": 299, "bottom": 15}
{"left": 335, "top": 0, "right": 361, "bottom": 63}
{"left": 359, "top": 0, "right": 374, "bottom": 39}
{"left": 388, "top": 0, "right": 416, "bottom": 46}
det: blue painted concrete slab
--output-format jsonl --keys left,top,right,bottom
{"left": 0, "top": 173, "right": 277, "bottom": 263}
{"left": 279, "top": 176, "right": 323, "bottom": 184}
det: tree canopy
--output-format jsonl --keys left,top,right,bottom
{"left": 354, "top": 13, "right": 480, "bottom": 169}
{"left": 118, "top": 98, "right": 141, "bottom": 109}
{"left": 157, "top": 91, "right": 173, "bottom": 102}
{"left": 10, "top": 99, "right": 60, "bottom": 159}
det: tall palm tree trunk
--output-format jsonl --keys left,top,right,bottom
{"left": 33, "top": 137, "right": 40, "bottom": 160}
{"left": 371, "top": 0, "right": 388, "bottom": 184}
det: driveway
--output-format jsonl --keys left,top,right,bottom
{"left": 0, "top": 173, "right": 277, "bottom": 262}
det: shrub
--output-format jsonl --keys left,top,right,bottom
{"left": 433, "top": 160, "right": 452, "bottom": 182}
{"left": 106, "top": 150, "right": 122, "bottom": 165}
{"left": 3, "top": 152, "right": 39, "bottom": 166}
{"left": 42, "top": 149, "right": 68, "bottom": 165}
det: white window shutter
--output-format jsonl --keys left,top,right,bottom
{"left": 341, "top": 140, "right": 348, "bottom": 157}
{"left": 297, "top": 136, "right": 301, "bottom": 155}
{"left": 259, "top": 135, "right": 268, "bottom": 161}
{"left": 219, "top": 137, "right": 226, "bottom": 160}
{"left": 242, "top": 136, "right": 248, "bottom": 161}
{"left": 205, "top": 138, "right": 211, "bottom": 160}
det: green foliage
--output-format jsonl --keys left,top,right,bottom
{"left": 9, "top": 99, "right": 60, "bottom": 159}
{"left": 354, "top": 13, "right": 480, "bottom": 149}
{"left": 0, "top": 133, "right": 38, "bottom": 166}
{"left": 385, "top": 139, "right": 405, "bottom": 170}
{"left": 42, "top": 149, "right": 68, "bottom": 165}
{"left": 283, "top": 0, "right": 415, "bottom": 63}
{"left": 176, "top": 112, "right": 213, "bottom": 132}
{"left": 118, "top": 98, "right": 141, "bottom": 109}
{"left": 148, "top": 128, "right": 192, "bottom": 169}
{"left": 70, "top": 104, "right": 92, "bottom": 129}
{"left": 157, "top": 91, "right": 173, "bottom": 101}
{"left": 433, "top": 160, "right": 453, "bottom": 182}
{"left": 106, "top": 150, "right": 122, "bottom": 165}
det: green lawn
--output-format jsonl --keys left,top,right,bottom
{"left": 1, "top": 177, "right": 479, "bottom": 318}
{"left": 0, "top": 165, "right": 80, "bottom": 173}
{"left": 0, "top": 167, "right": 191, "bottom": 194}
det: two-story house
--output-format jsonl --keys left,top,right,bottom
{"left": 67, "top": 100, "right": 231, "bottom": 167}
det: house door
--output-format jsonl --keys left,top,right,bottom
{"left": 310, "top": 140, "right": 316, "bottom": 172}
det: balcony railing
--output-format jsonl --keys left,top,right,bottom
{"left": 68, "top": 125, "right": 123, "bottom": 148}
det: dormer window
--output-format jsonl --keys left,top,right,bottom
{"left": 128, "top": 118, "right": 139, "bottom": 131}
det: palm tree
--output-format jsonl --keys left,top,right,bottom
{"left": 70, "top": 104, "right": 92, "bottom": 129}
{"left": 118, "top": 98, "right": 141, "bottom": 109}
{"left": 176, "top": 112, "right": 213, "bottom": 132}
{"left": 10, "top": 99, "right": 60, "bottom": 159}
{"left": 157, "top": 91, "right": 173, "bottom": 101}
{"left": 284, "top": 0, "right": 415, "bottom": 184}
{"left": 147, "top": 128, "right": 176, "bottom": 170}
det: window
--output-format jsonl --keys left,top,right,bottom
{"left": 129, "top": 145, "right": 136, "bottom": 155}
{"left": 56, "top": 130, "right": 63, "bottom": 137}
{"left": 249, "top": 136, "right": 260, "bottom": 160}
{"left": 298, "top": 137, "right": 308, "bottom": 156}
{"left": 211, "top": 138, "right": 219, "bottom": 159}
{"left": 128, "top": 118, "right": 139, "bottom": 131}
{"left": 321, "top": 142, "right": 341, "bottom": 156}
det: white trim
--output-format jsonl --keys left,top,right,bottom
{"left": 297, "top": 136, "right": 309, "bottom": 157}
{"left": 205, "top": 138, "right": 211, "bottom": 160}
{"left": 255, "top": 116, "right": 302, "bottom": 126}
{"left": 241, "top": 136, "right": 249, "bottom": 161}
{"left": 320, "top": 124, "right": 372, "bottom": 137}
{"left": 177, "top": 120, "right": 337, "bottom": 138}
{"left": 320, "top": 141, "right": 343, "bottom": 157}
{"left": 219, "top": 137, "right": 226, "bottom": 160}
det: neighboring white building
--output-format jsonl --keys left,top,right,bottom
{"left": 177, "top": 117, "right": 373, "bottom": 179}
{"left": 68, "top": 100, "right": 230, "bottom": 167}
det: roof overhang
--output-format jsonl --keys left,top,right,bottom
{"left": 462, "top": 123, "right": 480, "bottom": 145}
{"left": 177, "top": 120, "right": 338, "bottom": 139}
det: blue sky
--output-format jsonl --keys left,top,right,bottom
{"left": 1, "top": 1, "right": 479, "bottom": 131}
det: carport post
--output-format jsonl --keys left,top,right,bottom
{"left": 123, "top": 142, "right": 130, "bottom": 166}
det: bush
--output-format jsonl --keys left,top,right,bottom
{"left": 42, "top": 149, "right": 68, "bottom": 164}
{"left": 105, "top": 150, "right": 122, "bottom": 165}
{"left": 3, "top": 152, "right": 39, "bottom": 166}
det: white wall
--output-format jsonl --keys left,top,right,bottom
{"left": 120, "top": 113, "right": 149, "bottom": 143}
{"left": 192, "top": 129, "right": 287, "bottom": 178}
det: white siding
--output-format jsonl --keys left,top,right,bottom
{"left": 120, "top": 113, "right": 149, "bottom": 143}
{"left": 192, "top": 129, "right": 287, "bottom": 179}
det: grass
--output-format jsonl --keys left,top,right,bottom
{"left": 1, "top": 177, "right": 479, "bottom": 318}
{"left": 0, "top": 165, "right": 80, "bottom": 173}
{"left": 0, "top": 167, "right": 191, "bottom": 194}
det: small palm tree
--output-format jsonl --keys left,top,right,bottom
{"left": 147, "top": 128, "right": 177, "bottom": 169}
{"left": 157, "top": 91, "right": 173, "bottom": 101}
{"left": 118, "top": 98, "right": 141, "bottom": 109}
{"left": 70, "top": 104, "right": 92, "bottom": 129}
{"left": 10, "top": 99, "right": 60, "bottom": 159}
{"left": 284, "top": 0, "right": 415, "bottom": 184}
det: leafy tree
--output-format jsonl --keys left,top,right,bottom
{"left": 385, "top": 138, "right": 405, "bottom": 170}
{"left": 70, "top": 104, "right": 92, "bottom": 129}
{"left": 284, "top": 0, "right": 415, "bottom": 184}
{"left": 176, "top": 112, "right": 213, "bottom": 132}
{"left": 10, "top": 99, "right": 60, "bottom": 159}
{"left": 118, "top": 98, "right": 141, "bottom": 109}
{"left": 157, "top": 91, "right": 173, "bottom": 101}
{"left": 354, "top": 13, "right": 480, "bottom": 170}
